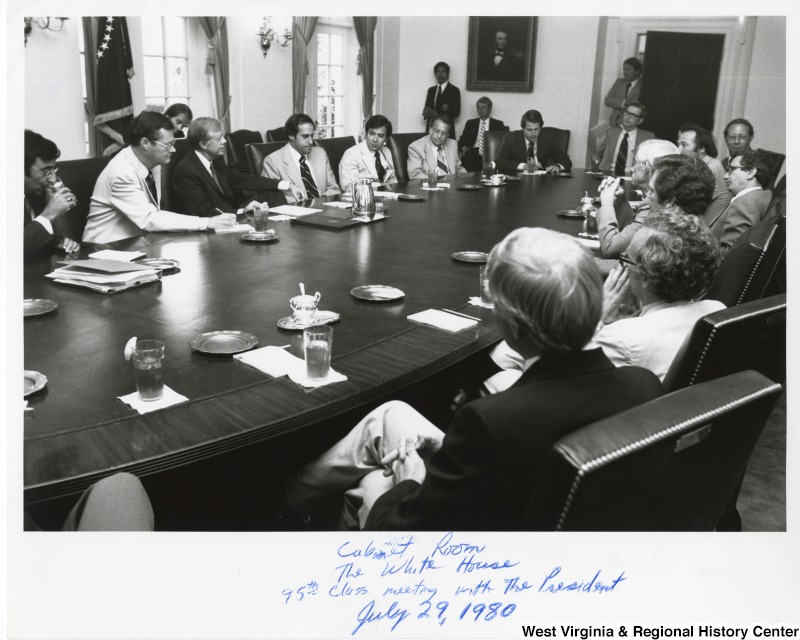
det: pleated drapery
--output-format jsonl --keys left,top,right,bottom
{"left": 198, "top": 17, "right": 231, "bottom": 131}
{"left": 353, "top": 17, "right": 377, "bottom": 130}
{"left": 82, "top": 17, "right": 101, "bottom": 156}
{"left": 292, "top": 17, "right": 318, "bottom": 114}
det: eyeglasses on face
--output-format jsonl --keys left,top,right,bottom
{"left": 726, "top": 164, "right": 747, "bottom": 174}
{"left": 623, "top": 111, "right": 643, "bottom": 119}
{"left": 619, "top": 253, "right": 637, "bottom": 269}
{"left": 30, "top": 164, "right": 58, "bottom": 179}
{"left": 150, "top": 139, "right": 176, "bottom": 150}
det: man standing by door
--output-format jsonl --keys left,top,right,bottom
{"left": 422, "top": 62, "right": 460, "bottom": 140}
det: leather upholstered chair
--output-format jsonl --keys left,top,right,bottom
{"left": 266, "top": 127, "right": 288, "bottom": 142}
{"left": 540, "top": 127, "right": 571, "bottom": 158}
{"left": 314, "top": 136, "right": 357, "bottom": 184}
{"left": 756, "top": 149, "right": 785, "bottom": 190}
{"left": 522, "top": 371, "right": 782, "bottom": 531}
{"left": 663, "top": 294, "right": 786, "bottom": 392}
{"left": 482, "top": 130, "right": 507, "bottom": 165}
{"left": 386, "top": 132, "right": 426, "bottom": 182}
{"left": 705, "top": 209, "right": 785, "bottom": 306}
{"left": 246, "top": 141, "right": 287, "bottom": 176}
{"left": 52, "top": 155, "right": 114, "bottom": 240}
{"left": 158, "top": 138, "right": 192, "bottom": 213}
{"left": 225, "top": 129, "right": 263, "bottom": 173}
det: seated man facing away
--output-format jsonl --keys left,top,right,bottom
{"left": 338, "top": 114, "right": 398, "bottom": 192}
{"left": 597, "top": 148, "right": 714, "bottom": 259}
{"left": 594, "top": 208, "right": 725, "bottom": 381}
{"left": 285, "top": 228, "right": 663, "bottom": 531}
{"left": 407, "top": 113, "right": 465, "bottom": 181}
{"left": 23, "top": 130, "right": 81, "bottom": 260}
{"left": 495, "top": 109, "right": 572, "bottom": 174}
{"left": 172, "top": 117, "right": 300, "bottom": 216}
{"left": 262, "top": 113, "right": 341, "bottom": 203}
{"left": 83, "top": 111, "right": 235, "bottom": 244}
{"left": 710, "top": 149, "right": 774, "bottom": 253}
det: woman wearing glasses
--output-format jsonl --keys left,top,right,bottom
{"left": 594, "top": 208, "right": 725, "bottom": 381}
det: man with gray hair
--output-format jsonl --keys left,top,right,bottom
{"left": 282, "top": 228, "right": 662, "bottom": 531}
{"left": 172, "top": 116, "right": 301, "bottom": 216}
{"left": 596, "top": 139, "right": 679, "bottom": 258}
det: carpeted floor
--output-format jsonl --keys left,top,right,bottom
{"left": 738, "top": 391, "right": 787, "bottom": 531}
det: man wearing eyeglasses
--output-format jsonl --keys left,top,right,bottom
{"left": 83, "top": 110, "right": 235, "bottom": 244}
{"left": 23, "top": 130, "right": 81, "bottom": 260}
{"left": 721, "top": 118, "right": 754, "bottom": 171}
{"left": 594, "top": 102, "right": 655, "bottom": 175}
{"left": 710, "top": 149, "right": 773, "bottom": 253}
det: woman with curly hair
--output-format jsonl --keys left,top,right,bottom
{"left": 593, "top": 207, "right": 725, "bottom": 380}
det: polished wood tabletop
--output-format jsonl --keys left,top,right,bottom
{"left": 23, "top": 170, "right": 602, "bottom": 502}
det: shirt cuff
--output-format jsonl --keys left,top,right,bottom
{"left": 33, "top": 216, "right": 54, "bottom": 235}
{"left": 278, "top": 180, "right": 290, "bottom": 191}
{"left": 199, "top": 218, "right": 210, "bottom": 231}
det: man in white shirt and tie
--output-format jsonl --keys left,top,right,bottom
{"left": 262, "top": 113, "right": 340, "bottom": 203}
{"left": 594, "top": 101, "right": 655, "bottom": 175}
{"left": 457, "top": 97, "right": 506, "bottom": 172}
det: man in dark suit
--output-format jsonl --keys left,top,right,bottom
{"left": 284, "top": 228, "right": 662, "bottom": 531}
{"left": 457, "top": 96, "right": 506, "bottom": 172}
{"left": 422, "top": 61, "right": 460, "bottom": 140}
{"left": 477, "top": 30, "right": 525, "bottom": 83}
{"left": 495, "top": 109, "right": 572, "bottom": 174}
{"left": 172, "top": 117, "right": 300, "bottom": 216}
{"left": 23, "top": 130, "right": 80, "bottom": 261}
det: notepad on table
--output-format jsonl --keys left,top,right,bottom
{"left": 268, "top": 205, "right": 323, "bottom": 217}
{"left": 407, "top": 309, "right": 478, "bottom": 333}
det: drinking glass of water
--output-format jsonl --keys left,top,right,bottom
{"left": 131, "top": 340, "right": 166, "bottom": 401}
{"left": 304, "top": 325, "right": 333, "bottom": 380}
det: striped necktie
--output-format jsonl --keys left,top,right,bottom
{"left": 477, "top": 120, "right": 485, "bottom": 156}
{"left": 437, "top": 147, "right": 449, "bottom": 175}
{"left": 145, "top": 171, "right": 158, "bottom": 203}
{"left": 299, "top": 155, "right": 319, "bottom": 199}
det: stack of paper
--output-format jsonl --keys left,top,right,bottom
{"left": 89, "top": 249, "right": 146, "bottom": 261}
{"left": 407, "top": 309, "right": 478, "bottom": 333}
{"left": 268, "top": 205, "right": 323, "bottom": 217}
{"left": 45, "top": 259, "right": 160, "bottom": 294}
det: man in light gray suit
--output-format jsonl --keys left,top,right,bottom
{"left": 262, "top": 114, "right": 340, "bottom": 203}
{"left": 83, "top": 111, "right": 235, "bottom": 245}
{"left": 407, "top": 114, "right": 465, "bottom": 181}
{"left": 338, "top": 114, "right": 397, "bottom": 192}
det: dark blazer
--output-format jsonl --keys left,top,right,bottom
{"left": 172, "top": 151, "right": 284, "bottom": 216}
{"left": 495, "top": 129, "right": 572, "bottom": 173}
{"left": 365, "top": 348, "right": 663, "bottom": 531}
{"left": 457, "top": 117, "right": 506, "bottom": 152}
{"left": 24, "top": 215, "right": 56, "bottom": 261}
{"left": 424, "top": 83, "right": 461, "bottom": 139}
{"left": 477, "top": 50, "right": 525, "bottom": 82}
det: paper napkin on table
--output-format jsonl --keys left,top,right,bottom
{"left": 422, "top": 182, "right": 450, "bottom": 189}
{"left": 214, "top": 223, "right": 254, "bottom": 233}
{"left": 118, "top": 385, "right": 189, "bottom": 414}
{"left": 268, "top": 215, "right": 293, "bottom": 221}
{"left": 468, "top": 296, "right": 494, "bottom": 309}
{"left": 234, "top": 345, "right": 347, "bottom": 388}
{"left": 89, "top": 249, "right": 147, "bottom": 261}
{"left": 408, "top": 309, "right": 478, "bottom": 332}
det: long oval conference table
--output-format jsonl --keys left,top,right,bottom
{"left": 23, "top": 170, "right": 604, "bottom": 508}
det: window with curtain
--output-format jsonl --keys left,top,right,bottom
{"left": 142, "top": 16, "right": 190, "bottom": 110}
{"left": 315, "top": 30, "right": 346, "bottom": 138}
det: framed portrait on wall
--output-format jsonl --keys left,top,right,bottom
{"left": 467, "top": 16, "right": 538, "bottom": 92}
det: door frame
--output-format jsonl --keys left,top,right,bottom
{"left": 605, "top": 16, "right": 756, "bottom": 148}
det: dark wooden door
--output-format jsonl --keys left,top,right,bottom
{"left": 640, "top": 31, "right": 725, "bottom": 140}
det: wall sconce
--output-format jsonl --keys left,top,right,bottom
{"left": 24, "top": 17, "right": 69, "bottom": 44}
{"left": 258, "top": 17, "right": 292, "bottom": 57}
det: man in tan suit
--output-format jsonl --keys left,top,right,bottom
{"left": 262, "top": 114, "right": 340, "bottom": 203}
{"left": 407, "top": 114, "right": 465, "bottom": 181}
